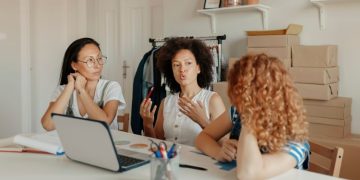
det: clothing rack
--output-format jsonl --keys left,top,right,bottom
{"left": 149, "top": 35, "right": 226, "bottom": 48}
{"left": 148, "top": 34, "right": 226, "bottom": 81}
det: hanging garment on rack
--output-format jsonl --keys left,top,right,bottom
{"left": 143, "top": 47, "right": 157, "bottom": 97}
{"left": 131, "top": 48, "right": 166, "bottom": 135}
{"left": 209, "top": 45, "right": 219, "bottom": 83}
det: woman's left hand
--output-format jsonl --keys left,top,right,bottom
{"left": 178, "top": 96, "right": 208, "bottom": 128}
{"left": 72, "top": 73, "right": 87, "bottom": 92}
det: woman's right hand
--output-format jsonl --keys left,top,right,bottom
{"left": 216, "top": 139, "right": 238, "bottom": 162}
{"left": 140, "top": 99, "right": 157, "bottom": 127}
{"left": 66, "top": 74, "right": 76, "bottom": 90}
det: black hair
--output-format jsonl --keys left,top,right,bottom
{"left": 156, "top": 37, "right": 214, "bottom": 93}
{"left": 59, "top": 37, "right": 100, "bottom": 85}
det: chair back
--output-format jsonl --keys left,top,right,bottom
{"left": 309, "top": 141, "right": 344, "bottom": 177}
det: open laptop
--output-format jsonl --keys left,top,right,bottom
{"left": 51, "top": 113, "right": 150, "bottom": 172}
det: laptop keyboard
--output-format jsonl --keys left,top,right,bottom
{"left": 117, "top": 154, "right": 144, "bottom": 166}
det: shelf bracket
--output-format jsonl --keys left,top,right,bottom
{"left": 311, "top": 1, "right": 326, "bottom": 30}
{"left": 209, "top": 14, "right": 217, "bottom": 34}
{"left": 256, "top": 6, "right": 269, "bottom": 30}
{"left": 201, "top": 12, "right": 217, "bottom": 34}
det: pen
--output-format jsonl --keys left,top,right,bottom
{"left": 179, "top": 163, "right": 207, "bottom": 171}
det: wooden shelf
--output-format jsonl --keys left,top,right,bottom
{"left": 310, "top": 0, "right": 359, "bottom": 30}
{"left": 311, "top": 0, "right": 357, "bottom": 2}
{"left": 197, "top": 4, "right": 271, "bottom": 34}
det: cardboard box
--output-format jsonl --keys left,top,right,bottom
{"left": 247, "top": 35, "right": 300, "bottom": 48}
{"left": 295, "top": 83, "right": 338, "bottom": 100}
{"left": 310, "top": 135, "right": 360, "bottom": 180}
{"left": 246, "top": 24, "right": 303, "bottom": 36}
{"left": 247, "top": 47, "right": 291, "bottom": 59}
{"left": 304, "top": 97, "right": 352, "bottom": 107}
{"left": 304, "top": 97, "right": 352, "bottom": 119}
{"left": 307, "top": 116, "right": 351, "bottom": 126}
{"left": 247, "top": 47, "right": 291, "bottom": 68}
{"left": 292, "top": 45, "right": 338, "bottom": 67}
{"left": 212, "top": 82, "right": 231, "bottom": 110}
{"left": 289, "top": 67, "right": 339, "bottom": 84}
{"left": 309, "top": 122, "right": 351, "bottom": 138}
{"left": 228, "top": 57, "right": 239, "bottom": 71}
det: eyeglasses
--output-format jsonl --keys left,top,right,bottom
{"left": 78, "top": 55, "right": 107, "bottom": 68}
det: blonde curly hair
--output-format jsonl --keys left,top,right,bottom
{"left": 228, "top": 54, "right": 308, "bottom": 153}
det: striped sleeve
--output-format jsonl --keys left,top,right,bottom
{"left": 282, "top": 141, "right": 310, "bottom": 170}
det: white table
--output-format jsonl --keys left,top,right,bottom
{"left": 0, "top": 131, "right": 341, "bottom": 180}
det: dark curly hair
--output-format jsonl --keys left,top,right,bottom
{"left": 156, "top": 37, "right": 214, "bottom": 93}
{"left": 228, "top": 54, "right": 308, "bottom": 153}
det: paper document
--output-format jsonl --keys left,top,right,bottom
{"left": 13, "top": 131, "right": 64, "bottom": 155}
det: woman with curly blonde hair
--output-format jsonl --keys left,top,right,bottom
{"left": 196, "top": 54, "right": 309, "bottom": 179}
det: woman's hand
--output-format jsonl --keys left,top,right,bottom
{"left": 216, "top": 139, "right": 238, "bottom": 162}
{"left": 178, "top": 96, "right": 208, "bottom": 128}
{"left": 140, "top": 99, "right": 157, "bottom": 128}
{"left": 72, "top": 73, "right": 87, "bottom": 92}
{"left": 66, "top": 74, "right": 76, "bottom": 90}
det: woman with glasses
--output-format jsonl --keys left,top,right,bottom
{"left": 41, "top": 37, "right": 126, "bottom": 131}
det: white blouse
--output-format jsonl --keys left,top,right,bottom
{"left": 51, "top": 79, "right": 126, "bottom": 129}
{"left": 163, "top": 89, "right": 214, "bottom": 146}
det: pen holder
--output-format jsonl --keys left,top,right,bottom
{"left": 150, "top": 155, "right": 179, "bottom": 180}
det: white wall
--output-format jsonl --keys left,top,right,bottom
{"left": 0, "top": 0, "right": 91, "bottom": 137}
{"left": 163, "top": 0, "right": 360, "bottom": 134}
{"left": 30, "top": 0, "right": 70, "bottom": 133}
{"left": 0, "top": 0, "right": 161, "bottom": 137}
{"left": 0, "top": 0, "right": 22, "bottom": 137}
{"left": 1, "top": 0, "right": 359, "bottom": 137}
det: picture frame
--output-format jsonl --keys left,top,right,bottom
{"left": 203, "top": 0, "right": 221, "bottom": 9}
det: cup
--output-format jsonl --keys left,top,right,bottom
{"left": 245, "top": 0, "right": 259, "bottom": 5}
{"left": 223, "top": 0, "right": 242, "bottom": 7}
{"left": 150, "top": 155, "right": 179, "bottom": 180}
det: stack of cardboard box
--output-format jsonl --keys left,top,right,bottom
{"left": 291, "top": 45, "right": 339, "bottom": 100}
{"left": 247, "top": 35, "right": 300, "bottom": 69}
{"left": 216, "top": 27, "right": 358, "bottom": 179}
{"left": 212, "top": 81, "right": 231, "bottom": 110}
{"left": 304, "top": 97, "right": 352, "bottom": 138}
{"left": 288, "top": 45, "right": 352, "bottom": 138}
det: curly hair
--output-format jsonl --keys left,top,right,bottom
{"left": 156, "top": 37, "right": 214, "bottom": 93}
{"left": 227, "top": 54, "right": 308, "bottom": 153}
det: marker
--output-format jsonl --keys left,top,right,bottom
{"left": 167, "top": 143, "right": 176, "bottom": 158}
{"left": 159, "top": 143, "right": 167, "bottom": 160}
{"left": 145, "top": 87, "right": 154, "bottom": 101}
{"left": 154, "top": 150, "right": 162, "bottom": 158}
